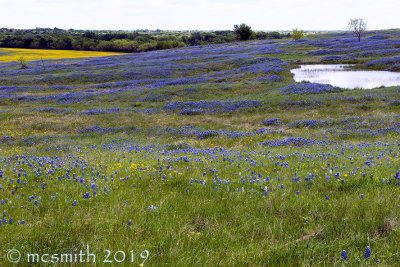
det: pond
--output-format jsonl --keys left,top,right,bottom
{"left": 291, "top": 64, "right": 400, "bottom": 89}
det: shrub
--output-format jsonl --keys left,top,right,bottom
{"left": 17, "top": 56, "right": 28, "bottom": 69}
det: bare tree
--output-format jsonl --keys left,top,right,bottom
{"left": 348, "top": 18, "right": 367, "bottom": 42}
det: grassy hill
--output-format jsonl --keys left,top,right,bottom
{"left": 1, "top": 30, "right": 400, "bottom": 265}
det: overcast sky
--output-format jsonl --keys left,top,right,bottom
{"left": 1, "top": 0, "right": 399, "bottom": 31}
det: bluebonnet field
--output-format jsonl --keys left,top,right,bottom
{"left": 1, "top": 29, "right": 400, "bottom": 265}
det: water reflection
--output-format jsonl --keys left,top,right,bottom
{"left": 291, "top": 64, "right": 400, "bottom": 89}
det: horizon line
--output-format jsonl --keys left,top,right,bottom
{"left": 2, "top": 27, "right": 400, "bottom": 32}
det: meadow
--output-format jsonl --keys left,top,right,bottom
{"left": 1, "top": 29, "right": 400, "bottom": 266}
{"left": 0, "top": 48, "right": 123, "bottom": 63}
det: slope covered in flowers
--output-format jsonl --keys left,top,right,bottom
{"left": 1, "top": 30, "right": 400, "bottom": 265}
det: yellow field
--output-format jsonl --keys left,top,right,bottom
{"left": 0, "top": 48, "right": 124, "bottom": 63}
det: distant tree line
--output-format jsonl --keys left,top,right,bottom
{"left": 0, "top": 27, "right": 289, "bottom": 53}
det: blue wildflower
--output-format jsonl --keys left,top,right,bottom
{"left": 341, "top": 250, "right": 347, "bottom": 261}
{"left": 147, "top": 205, "right": 157, "bottom": 211}
{"left": 365, "top": 246, "right": 371, "bottom": 259}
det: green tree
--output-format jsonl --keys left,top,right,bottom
{"left": 291, "top": 28, "right": 304, "bottom": 40}
{"left": 189, "top": 31, "right": 202, "bottom": 45}
{"left": 268, "top": 32, "right": 282, "bottom": 39}
{"left": 233, "top": 23, "right": 253, "bottom": 41}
